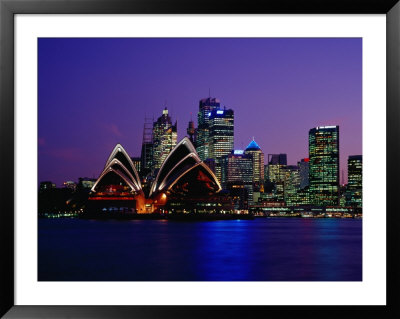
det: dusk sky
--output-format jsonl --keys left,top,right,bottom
{"left": 38, "top": 38, "right": 362, "bottom": 187}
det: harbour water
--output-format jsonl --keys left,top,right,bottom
{"left": 38, "top": 217, "right": 362, "bottom": 281}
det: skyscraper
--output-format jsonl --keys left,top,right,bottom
{"left": 187, "top": 118, "right": 196, "bottom": 145}
{"left": 266, "top": 154, "right": 287, "bottom": 182}
{"left": 346, "top": 155, "right": 362, "bottom": 208}
{"left": 244, "top": 138, "right": 265, "bottom": 191}
{"left": 221, "top": 150, "right": 253, "bottom": 209}
{"left": 284, "top": 165, "right": 301, "bottom": 205}
{"left": 196, "top": 97, "right": 220, "bottom": 161}
{"left": 152, "top": 107, "right": 177, "bottom": 170}
{"left": 309, "top": 125, "right": 340, "bottom": 206}
{"left": 298, "top": 158, "right": 310, "bottom": 189}
{"left": 266, "top": 154, "right": 287, "bottom": 202}
{"left": 140, "top": 116, "right": 154, "bottom": 177}
{"left": 208, "top": 108, "right": 234, "bottom": 182}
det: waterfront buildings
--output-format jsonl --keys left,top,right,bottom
{"left": 346, "top": 155, "right": 362, "bottom": 208}
{"left": 298, "top": 158, "right": 310, "bottom": 189}
{"left": 265, "top": 154, "right": 287, "bottom": 202}
{"left": 266, "top": 154, "right": 287, "bottom": 183}
{"left": 63, "top": 181, "right": 77, "bottom": 191}
{"left": 309, "top": 125, "right": 340, "bottom": 206}
{"left": 221, "top": 150, "right": 253, "bottom": 208}
{"left": 196, "top": 97, "right": 220, "bottom": 161}
{"left": 208, "top": 108, "right": 234, "bottom": 182}
{"left": 284, "top": 165, "right": 301, "bottom": 205}
{"left": 152, "top": 107, "right": 177, "bottom": 170}
{"left": 78, "top": 177, "right": 96, "bottom": 190}
{"left": 244, "top": 139, "right": 265, "bottom": 192}
{"left": 89, "top": 138, "right": 225, "bottom": 214}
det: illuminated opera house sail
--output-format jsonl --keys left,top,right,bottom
{"left": 88, "top": 137, "right": 227, "bottom": 214}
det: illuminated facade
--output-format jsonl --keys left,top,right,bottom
{"left": 266, "top": 154, "right": 287, "bottom": 202}
{"left": 196, "top": 97, "right": 220, "bottom": 161}
{"left": 286, "top": 187, "right": 311, "bottom": 207}
{"left": 266, "top": 154, "right": 287, "bottom": 183}
{"left": 152, "top": 107, "right": 177, "bottom": 170}
{"left": 187, "top": 119, "right": 196, "bottom": 145}
{"left": 208, "top": 108, "right": 234, "bottom": 182}
{"left": 140, "top": 116, "right": 154, "bottom": 177}
{"left": 309, "top": 125, "right": 340, "bottom": 206}
{"left": 221, "top": 150, "right": 253, "bottom": 208}
{"left": 244, "top": 139, "right": 265, "bottom": 191}
{"left": 298, "top": 158, "right": 310, "bottom": 189}
{"left": 130, "top": 157, "right": 141, "bottom": 175}
{"left": 90, "top": 138, "right": 222, "bottom": 214}
{"left": 284, "top": 165, "right": 301, "bottom": 205}
{"left": 91, "top": 144, "right": 142, "bottom": 194}
{"left": 346, "top": 155, "right": 362, "bottom": 208}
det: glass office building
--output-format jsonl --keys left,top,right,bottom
{"left": 208, "top": 108, "right": 234, "bottom": 182}
{"left": 152, "top": 107, "right": 177, "bottom": 170}
{"left": 244, "top": 139, "right": 265, "bottom": 191}
{"left": 309, "top": 125, "right": 340, "bottom": 206}
{"left": 196, "top": 97, "right": 220, "bottom": 161}
{"left": 221, "top": 150, "right": 253, "bottom": 208}
{"left": 346, "top": 155, "right": 362, "bottom": 208}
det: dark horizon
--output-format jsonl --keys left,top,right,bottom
{"left": 38, "top": 38, "right": 362, "bottom": 187}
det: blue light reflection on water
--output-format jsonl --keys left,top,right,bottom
{"left": 38, "top": 218, "right": 362, "bottom": 281}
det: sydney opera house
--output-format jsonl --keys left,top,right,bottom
{"left": 87, "top": 137, "right": 234, "bottom": 215}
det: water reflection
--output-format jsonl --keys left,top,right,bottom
{"left": 38, "top": 218, "right": 362, "bottom": 281}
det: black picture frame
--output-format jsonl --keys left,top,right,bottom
{"left": 1, "top": 0, "right": 399, "bottom": 318}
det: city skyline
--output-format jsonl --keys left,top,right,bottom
{"left": 39, "top": 38, "right": 362, "bottom": 186}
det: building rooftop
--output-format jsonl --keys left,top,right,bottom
{"left": 245, "top": 139, "right": 261, "bottom": 151}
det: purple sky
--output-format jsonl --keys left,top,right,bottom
{"left": 38, "top": 38, "right": 362, "bottom": 186}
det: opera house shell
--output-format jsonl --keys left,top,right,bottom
{"left": 88, "top": 137, "right": 227, "bottom": 214}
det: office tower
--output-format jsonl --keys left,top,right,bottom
{"left": 152, "top": 107, "right": 177, "bottom": 170}
{"left": 309, "top": 125, "right": 340, "bottom": 206}
{"left": 140, "top": 116, "right": 154, "bottom": 176}
{"left": 187, "top": 118, "right": 196, "bottom": 145}
{"left": 196, "top": 97, "right": 220, "bottom": 161}
{"left": 244, "top": 138, "right": 265, "bottom": 191}
{"left": 266, "top": 154, "right": 287, "bottom": 202}
{"left": 298, "top": 158, "right": 310, "bottom": 189}
{"left": 221, "top": 150, "right": 253, "bottom": 209}
{"left": 287, "top": 187, "right": 311, "bottom": 207}
{"left": 346, "top": 155, "right": 362, "bottom": 208}
{"left": 266, "top": 154, "right": 287, "bottom": 182}
{"left": 284, "top": 165, "right": 301, "bottom": 205}
{"left": 208, "top": 108, "right": 234, "bottom": 182}
{"left": 130, "top": 157, "right": 141, "bottom": 175}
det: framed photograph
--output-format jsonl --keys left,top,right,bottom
{"left": 1, "top": 0, "right": 399, "bottom": 318}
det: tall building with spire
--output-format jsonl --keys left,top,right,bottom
{"left": 309, "top": 125, "right": 340, "bottom": 206}
{"left": 196, "top": 97, "right": 220, "bottom": 161}
{"left": 152, "top": 107, "right": 177, "bottom": 170}
{"left": 244, "top": 138, "right": 265, "bottom": 191}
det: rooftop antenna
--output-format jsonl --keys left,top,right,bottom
{"left": 209, "top": 88, "right": 211, "bottom": 98}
